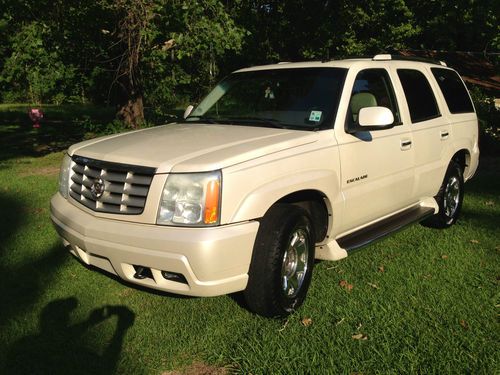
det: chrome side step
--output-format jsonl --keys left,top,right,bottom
{"left": 337, "top": 206, "right": 435, "bottom": 252}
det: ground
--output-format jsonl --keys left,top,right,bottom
{"left": 0, "top": 105, "right": 498, "bottom": 374}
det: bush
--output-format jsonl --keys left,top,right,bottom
{"left": 77, "top": 116, "right": 154, "bottom": 139}
{"left": 469, "top": 87, "right": 499, "bottom": 156}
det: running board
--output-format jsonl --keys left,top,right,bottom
{"left": 337, "top": 206, "right": 435, "bottom": 252}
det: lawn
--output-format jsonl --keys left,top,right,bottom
{"left": 0, "top": 108, "right": 498, "bottom": 374}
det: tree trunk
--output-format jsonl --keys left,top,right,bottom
{"left": 117, "top": 95, "right": 144, "bottom": 128}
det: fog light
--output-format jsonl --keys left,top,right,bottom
{"left": 161, "top": 271, "right": 188, "bottom": 284}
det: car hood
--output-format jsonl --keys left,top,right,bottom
{"left": 68, "top": 123, "right": 318, "bottom": 173}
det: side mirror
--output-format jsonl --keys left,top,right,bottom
{"left": 183, "top": 105, "right": 194, "bottom": 119}
{"left": 347, "top": 106, "right": 394, "bottom": 133}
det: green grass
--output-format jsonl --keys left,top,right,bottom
{"left": 0, "top": 114, "right": 498, "bottom": 374}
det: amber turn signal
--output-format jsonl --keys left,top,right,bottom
{"left": 204, "top": 179, "right": 220, "bottom": 224}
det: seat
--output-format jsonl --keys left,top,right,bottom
{"left": 350, "top": 92, "right": 377, "bottom": 122}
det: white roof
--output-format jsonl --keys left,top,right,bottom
{"left": 235, "top": 56, "right": 450, "bottom": 73}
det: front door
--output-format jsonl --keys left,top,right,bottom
{"left": 335, "top": 68, "right": 415, "bottom": 233}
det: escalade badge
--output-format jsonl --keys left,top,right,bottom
{"left": 90, "top": 178, "right": 105, "bottom": 199}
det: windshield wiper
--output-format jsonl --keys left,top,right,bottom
{"left": 183, "top": 116, "right": 219, "bottom": 124}
{"left": 223, "top": 116, "right": 290, "bottom": 129}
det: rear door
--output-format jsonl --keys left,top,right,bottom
{"left": 392, "top": 67, "right": 451, "bottom": 199}
{"left": 335, "top": 67, "right": 415, "bottom": 233}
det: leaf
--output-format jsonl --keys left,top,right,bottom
{"left": 339, "top": 280, "right": 353, "bottom": 291}
{"left": 459, "top": 319, "right": 469, "bottom": 330}
{"left": 301, "top": 317, "right": 312, "bottom": 327}
{"left": 367, "top": 282, "right": 379, "bottom": 289}
{"left": 352, "top": 333, "right": 368, "bottom": 340}
{"left": 441, "top": 255, "right": 449, "bottom": 259}
{"left": 470, "top": 239, "right": 480, "bottom": 244}
{"left": 378, "top": 265, "right": 385, "bottom": 273}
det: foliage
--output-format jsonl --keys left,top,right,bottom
{"left": 0, "top": 22, "right": 78, "bottom": 104}
{"left": 469, "top": 87, "right": 500, "bottom": 155}
{"left": 407, "top": 0, "right": 499, "bottom": 52}
{"left": 77, "top": 115, "right": 155, "bottom": 139}
{"left": 0, "top": 0, "right": 498, "bottom": 125}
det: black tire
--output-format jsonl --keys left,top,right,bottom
{"left": 244, "top": 204, "right": 315, "bottom": 317}
{"left": 422, "top": 160, "right": 464, "bottom": 229}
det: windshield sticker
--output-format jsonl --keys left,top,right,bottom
{"left": 309, "top": 110, "right": 322, "bottom": 122}
{"left": 264, "top": 86, "right": 275, "bottom": 99}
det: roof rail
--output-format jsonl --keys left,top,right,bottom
{"left": 373, "top": 54, "right": 447, "bottom": 66}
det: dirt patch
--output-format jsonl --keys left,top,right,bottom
{"left": 162, "top": 362, "right": 228, "bottom": 375}
{"left": 19, "top": 166, "right": 60, "bottom": 177}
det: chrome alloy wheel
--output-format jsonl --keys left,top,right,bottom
{"left": 443, "top": 175, "right": 460, "bottom": 217}
{"left": 281, "top": 228, "right": 310, "bottom": 298}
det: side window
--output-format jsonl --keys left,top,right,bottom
{"left": 348, "top": 69, "right": 400, "bottom": 125}
{"left": 431, "top": 68, "right": 474, "bottom": 114}
{"left": 397, "top": 69, "right": 440, "bottom": 123}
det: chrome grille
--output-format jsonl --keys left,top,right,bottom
{"left": 69, "top": 155, "right": 156, "bottom": 215}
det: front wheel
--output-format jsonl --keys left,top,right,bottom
{"left": 244, "top": 204, "right": 315, "bottom": 317}
{"left": 422, "top": 160, "right": 464, "bottom": 229}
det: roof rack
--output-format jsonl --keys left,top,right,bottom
{"left": 373, "top": 54, "right": 447, "bottom": 66}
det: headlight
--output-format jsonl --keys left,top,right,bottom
{"left": 157, "top": 171, "right": 221, "bottom": 226}
{"left": 58, "top": 154, "right": 72, "bottom": 199}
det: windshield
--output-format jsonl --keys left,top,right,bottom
{"left": 185, "top": 67, "right": 347, "bottom": 130}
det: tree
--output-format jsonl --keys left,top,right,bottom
{"left": 100, "top": 0, "right": 156, "bottom": 127}
{"left": 408, "top": 0, "right": 499, "bottom": 52}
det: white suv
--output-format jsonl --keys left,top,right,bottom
{"left": 51, "top": 54, "right": 479, "bottom": 317}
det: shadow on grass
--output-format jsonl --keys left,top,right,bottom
{"left": 0, "top": 121, "right": 85, "bottom": 161}
{"left": 4, "top": 298, "right": 135, "bottom": 375}
{"left": 0, "top": 192, "right": 137, "bottom": 373}
{"left": 0, "top": 194, "right": 67, "bottom": 326}
{"left": 0, "top": 243, "right": 69, "bottom": 326}
{"left": 0, "top": 104, "right": 183, "bottom": 162}
{"left": 0, "top": 104, "right": 114, "bottom": 161}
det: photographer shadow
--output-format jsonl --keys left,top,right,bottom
{"left": 5, "top": 297, "right": 135, "bottom": 375}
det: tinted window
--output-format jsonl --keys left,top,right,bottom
{"left": 187, "top": 68, "right": 347, "bottom": 130}
{"left": 397, "top": 69, "right": 440, "bottom": 123}
{"left": 348, "top": 69, "right": 400, "bottom": 125}
{"left": 431, "top": 68, "right": 474, "bottom": 114}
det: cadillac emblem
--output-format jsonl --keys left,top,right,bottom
{"left": 90, "top": 178, "right": 105, "bottom": 199}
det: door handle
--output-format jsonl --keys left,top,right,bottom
{"left": 400, "top": 139, "right": 412, "bottom": 150}
{"left": 440, "top": 130, "right": 449, "bottom": 140}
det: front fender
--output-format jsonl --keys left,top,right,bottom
{"left": 235, "top": 169, "right": 338, "bottom": 223}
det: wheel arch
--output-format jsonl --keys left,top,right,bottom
{"left": 451, "top": 149, "right": 470, "bottom": 176}
{"left": 223, "top": 169, "right": 340, "bottom": 239}
{"left": 274, "top": 190, "right": 331, "bottom": 243}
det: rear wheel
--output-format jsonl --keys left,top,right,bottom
{"left": 244, "top": 204, "right": 315, "bottom": 317}
{"left": 422, "top": 160, "right": 464, "bottom": 229}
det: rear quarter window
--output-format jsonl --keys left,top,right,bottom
{"left": 397, "top": 69, "right": 440, "bottom": 123}
{"left": 431, "top": 68, "right": 474, "bottom": 114}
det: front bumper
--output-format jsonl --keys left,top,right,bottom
{"left": 50, "top": 193, "right": 259, "bottom": 296}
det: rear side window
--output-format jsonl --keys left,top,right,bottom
{"left": 431, "top": 68, "right": 474, "bottom": 113}
{"left": 397, "top": 69, "right": 440, "bottom": 123}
